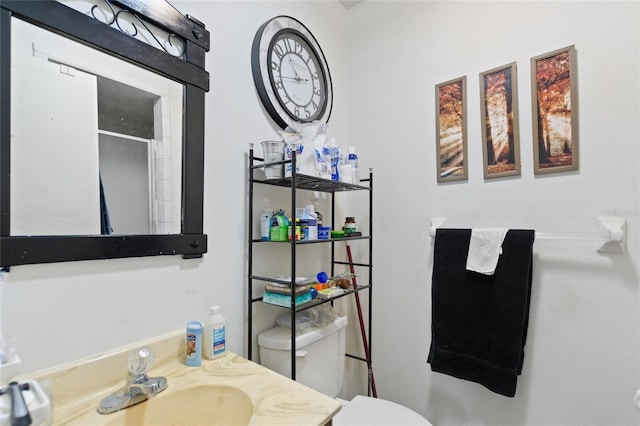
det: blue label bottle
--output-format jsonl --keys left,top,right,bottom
{"left": 347, "top": 146, "right": 359, "bottom": 183}
{"left": 186, "top": 321, "right": 203, "bottom": 367}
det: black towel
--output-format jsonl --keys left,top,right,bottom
{"left": 427, "top": 229, "right": 535, "bottom": 397}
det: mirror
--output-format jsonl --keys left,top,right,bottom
{"left": 11, "top": 18, "right": 183, "bottom": 236}
{"left": 0, "top": 0, "right": 210, "bottom": 266}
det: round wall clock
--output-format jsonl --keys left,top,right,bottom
{"left": 251, "top": 16, "right": 333, "bottom": 129}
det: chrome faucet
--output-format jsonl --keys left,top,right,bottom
{"left": 97, "top": 346, "right": 167, "bottom": 414}
{"left": 0, "top": 381, "right": 32, "bottom": 426}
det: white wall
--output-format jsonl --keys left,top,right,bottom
{"left": 347, "top": 1, "right": 639, "bottom": 425}
{"left": 2, "top": 1, "right": 639, "bottom": 425}
{"left": 1, "top": 0, "right": 348, "bottom": 373}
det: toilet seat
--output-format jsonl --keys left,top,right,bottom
{"left": 332, "top": 395, "right": 432, "bottom": 426}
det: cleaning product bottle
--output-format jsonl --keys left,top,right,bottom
{"left": 304, "top": 205, "right": 318, "bottom": 240}
{"left": 347, "top": 146, "right": 359, "bottom": 184}
{"left": 269, "top": 210, "right": 288, "bottom": 242}
{"left": 185, "top": 321, "right": 203, "bottom": 367}
{"left": 203, "top": 306, "right": 226, "bottom": 359}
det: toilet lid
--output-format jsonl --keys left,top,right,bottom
{"left": 333, "top": 395, "right": 432, "bottom": 426}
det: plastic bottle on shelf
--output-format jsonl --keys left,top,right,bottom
{"left": 269, "top": 210, "right": 288, "bottom": 242}
{"left": 288, "top": 217, "right": 302, "bottom": 241}
{"left": 344, "top": 217, "right": 357, "bottom": 236}
{"left": 347, "top": 146, "right": 359, "bottom": 184}
{"left": 329, "top": 139, "right": 340, "bottom": 181}
{"left": 304, "top": 205, "right": 318, "bottom": 240}
{"left": 316, "top": 271, "right": 328, "bottom": 285}
{"left": 203, "top": 306, "right": 227, "bottom": 359}
{"left": 339, "top": 163, "right": 353, "bottom": 184}
{"left": 313, "top": 124, "right": 331, "bottom": 180}
{"left": 260, "top": 209, "right": 272, "bottom": 240}
{"left": 185, "top": 321, "right": 203, "bottom": 367}
{"left": 322, "top": 144, "right": 332, "bottom": 180}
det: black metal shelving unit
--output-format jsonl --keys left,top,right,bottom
{"left": 247, "top": 144, "right": 374, "bottom": 388}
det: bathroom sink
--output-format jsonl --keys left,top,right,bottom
{"left": 103, "top": 385, "right": 253, "bottom": 426}
{"left": 21, "top": 331, "right": 341, "bottom": 425}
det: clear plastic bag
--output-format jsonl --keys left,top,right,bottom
{"left": 280, "top": 121, "right": 331, "bottom": 178}
{"left": 276, "top": 305, "right": 339, "bottom": 333}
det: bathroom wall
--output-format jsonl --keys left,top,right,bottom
{"left": 1, "top": 0, "right": 348, "bottom": 372}
{"left": 2, "top": 1, "right": 638, "bottom": 425}
{"left": 346, "top": 1, "right": 640, "bottom": 425}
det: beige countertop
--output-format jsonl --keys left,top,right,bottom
{"left": 19, "top": 330, "right": 340, "bottom": 425}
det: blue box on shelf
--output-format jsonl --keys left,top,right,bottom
{"left": 263, "top": 291, "right": 312, "bottom": 307}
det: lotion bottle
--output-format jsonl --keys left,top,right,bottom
{"left": 203, "top": 306, "right": 227, "bottom": 359}
{"left": 347, "top": 146, "right": 359, "bottom": 184}
{"left": 185, "top": 321, "right": 202, "bottom": 367}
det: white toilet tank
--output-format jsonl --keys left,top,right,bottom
{"left": 258, "top": 315, "right": 348, "bottom": 397}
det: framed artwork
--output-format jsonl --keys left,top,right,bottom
{"left": 436, "top": 76, "right": 468, "bottom": 182}
{"left": 479, "top": 62, "right": 520, "bottom": 179}
{"left": 531, "top": 45, "right": 578, "bottom": 174}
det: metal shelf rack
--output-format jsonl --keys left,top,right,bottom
{"left": 247, "top": 145, "right": 374, "bottom": 387}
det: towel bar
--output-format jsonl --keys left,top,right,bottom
{"left": 429, "top": 216, "right": 627, "bottom": 253}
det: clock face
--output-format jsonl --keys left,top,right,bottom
{"left": 268, "top": 32, "right": 326, "bottom": 122}
{"left": 252, "top": 16, "right": 332, "bottom": 129}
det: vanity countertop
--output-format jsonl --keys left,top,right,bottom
{"left": 19, "top": 330, "right": 341, "bottom": 425}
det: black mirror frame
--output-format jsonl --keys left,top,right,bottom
{"left": 0, "top": 0, "right": 209, "bottom": 266}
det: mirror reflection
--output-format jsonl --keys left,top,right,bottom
{"left": 10, "top": 17, "right": 182, "bottom": 236}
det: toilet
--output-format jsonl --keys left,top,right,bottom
{"left": 258, "top": 315, "right": 432, "bottom": 425}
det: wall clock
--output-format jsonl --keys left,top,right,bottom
{"left": 251, "top": 16, "right": 333, "bottom": 129}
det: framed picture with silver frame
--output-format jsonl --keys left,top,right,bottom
{"left": 480, "top": 62, "right": 521, "bottom": 179}
{"left": 436, "top": 76, "right": 468, "bottom": 182}
{"left": 531, "top": 45, "right": 578, "bottom": 174}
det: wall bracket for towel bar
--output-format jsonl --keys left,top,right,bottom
{"left": 429, "top": 216, "right": 627, "bottom": 253}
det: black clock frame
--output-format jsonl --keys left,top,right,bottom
{"left": 251, "top": 15, "right": 333, "bottom": 130}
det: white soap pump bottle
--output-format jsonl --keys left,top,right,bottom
{"left": 203, "top": 306, "right": 226, "bottom": 359}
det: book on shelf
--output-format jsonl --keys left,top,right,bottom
{"left": 264, "top": 284, "right": 310, "bottom": 296}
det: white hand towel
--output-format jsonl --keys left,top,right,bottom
{"left": 466, "top": 228, "right": 508, "bottom": 275}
